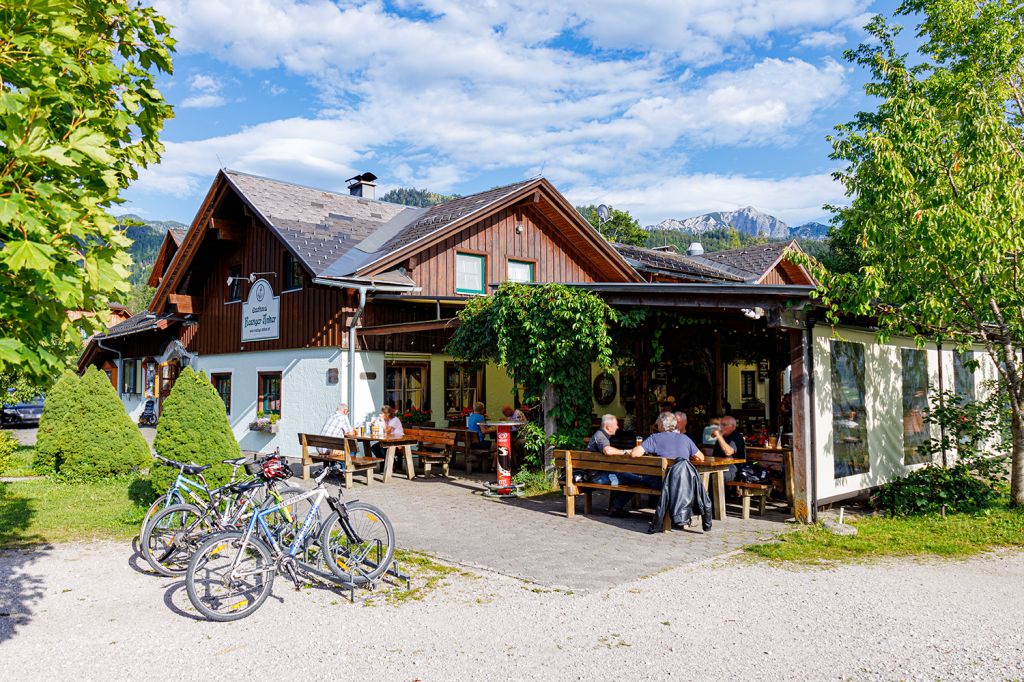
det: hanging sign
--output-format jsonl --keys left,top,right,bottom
{"left": 242, "top": 278, "right": 280, "bottom": 342}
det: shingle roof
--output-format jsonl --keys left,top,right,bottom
{"left": 613, "top": 243, "right": 746, "bottom": 283}
{"left": 168, "top": 228, "right": 187, "bottom": 246}
{"left": 224, "top": 171, "right": 539, "bottom": 279}
{"left": 375, "top": 179, "right": 537, "bottom": 254}
{"left": 224, "top": 170, "right": 419, "bottom": 277}
{"left": 96, "top": 312, "right": 176, "bottom": 339}
{"left": 690, "top": 241, "right": 792, "bottom": 281}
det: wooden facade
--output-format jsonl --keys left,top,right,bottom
{"left": 403, "top": 204, "right": 606, "bottom": 296}
{"left": 132, "top": 175, "right": 637, "bottom": 359}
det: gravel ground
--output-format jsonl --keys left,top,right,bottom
{"left": 1, "top": 542, "right": 1022, "bottom": 681}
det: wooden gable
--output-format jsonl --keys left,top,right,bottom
{"left": 357, "top": 178, "right": 641, "bottom": 288}
{"left": 755, "top": 243, "right": 816, "bottom": 286}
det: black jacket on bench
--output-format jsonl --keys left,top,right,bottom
{"left": 649, "top": 460, "right": 713, "bottom": 533}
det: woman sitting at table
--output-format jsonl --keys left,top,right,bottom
{"left": 371, "top": 405, "right": 404, "bottom": 458}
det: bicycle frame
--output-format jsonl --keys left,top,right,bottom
{"left": 245, "top": 487, "right": 329, "bottom": 559}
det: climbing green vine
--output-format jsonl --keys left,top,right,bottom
{"left": 446, "top": 283, "right": 616, "bottom": 440}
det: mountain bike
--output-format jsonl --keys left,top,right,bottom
{"left": 185, "top": 463, "right": 395, "bottom": 621}
{"left": 140, "top": 468, "right": 303, "bottom": 577}
{"left": 138, "top": 454, "right": 251, "bottom": 540}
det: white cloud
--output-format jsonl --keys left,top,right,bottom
{"left": 180, "top": 93, "right": 228, "bottom": 108}
{"left": 133, "top": 1, "right": 863, "bottom": 222}
{"left": 569, "top": 171, "right": 845, "bottom": 227}
{"left": 188, "top": 73, "right": 222, "bottom": 93}
{"left": 799, "top": 31, "right": 847, "bottom": 49}
{"left": 180, "top": 72, "right": 227, "bottom": 108}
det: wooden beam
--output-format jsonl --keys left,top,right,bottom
{"left": 209, "top": 217, "right": 244, "bottom": 241}
{"left": 788, "top": 329, "right": 813, "bottom": 523}
{"left": 357, "top": 318, "right": 460, "bottom": 336}
{"left": 169, "top": 294, "right": 196, "bottom": 314}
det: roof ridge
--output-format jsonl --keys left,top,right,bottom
{"left": 222, "top": 168, "right": 408, "bottom": 208}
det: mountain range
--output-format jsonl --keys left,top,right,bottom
{"left": 645, "top": 206, "right": 830, "bottom": 241}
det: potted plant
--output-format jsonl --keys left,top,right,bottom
{"left": 248, "top": 410, "right": 280, "bottom": 434}
{"left": 402, "top": 406, "right": 433, "bottom": 426}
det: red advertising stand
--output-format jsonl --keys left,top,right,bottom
{"left": 481, "top": 421, "right": 523, "bottom": 498}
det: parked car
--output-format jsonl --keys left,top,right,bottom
{"left": 1, "top": 393, "right": 44, "bottom": 426}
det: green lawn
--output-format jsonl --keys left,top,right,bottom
{"left": 0, "top": 478, "right": 147, "bottom": 548}
{"left": 3, "top": 445, "right": 37, "bottom": 478}
{"left": 746, "top": 505, "right": 1024, "bottom": 563}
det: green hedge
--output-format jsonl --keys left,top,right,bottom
{"left": 34, "top": 368, "right": 150, "bottom": 480}
{"left": 0, "top": 430, "right": 16, "bottom": 475}
{"left": 151, "top": 366, "right": 240, "bottom": 491}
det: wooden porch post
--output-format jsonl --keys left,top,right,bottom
{"left": 542, "top": 383, "right": 558, "bottom": 477}
{"left": 788, "top": 329, "right": 815, "bottom": 523}
{"left": 712, "top": 334, "right": 723, "bottom": 415}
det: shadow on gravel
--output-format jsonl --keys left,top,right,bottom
{"left": 127, "top": 547, "right": 158, "bottom": 576}
{"left": 0, "top": 482, "right": 50, "bottom": 643}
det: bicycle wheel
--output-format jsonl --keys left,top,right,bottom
{"left": 141, "top": 503, "right": 210, "bottom": 577}
{"left": 320, "top": 502, "right": 395, "bottom": 584}
{"left": 138, "top": 490, "right": 183, "bottom": 540}
{"left": 186, "top": 531, "right": 275, "bottom": 622}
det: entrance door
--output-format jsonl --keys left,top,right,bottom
{"left": 158, "top": 361, "right": 180, "bottom": 414}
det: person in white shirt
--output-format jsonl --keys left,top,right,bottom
{"left": 319, "top": 403, "right": 355, "bottom": 455}
{"left": 371, "top": 405, "right": 404, "bottom": 457}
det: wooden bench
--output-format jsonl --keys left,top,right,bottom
{"left": 404, "top": 427, "right": 455, "bottom": 477}
{"left": 554, "top": 450, "right": 678, "bottom": 533}
{"left": 298, "top": 433, "right": 384, "bottom": 488}
{"left": 427, "top": 427, "right": 492, "bottom": 474}
{"left": 726, "top": 481, "right": 771, "bottom": 519}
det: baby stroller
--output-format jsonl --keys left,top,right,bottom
{"left": 139, "top": 399, "right": 157, "bottom": 426}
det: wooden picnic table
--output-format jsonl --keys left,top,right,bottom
{"left": 345, "top": 434, "right": 418, "bottom": 482}
{"left": 691, "top": 456, "right": 746, "bottom": 521}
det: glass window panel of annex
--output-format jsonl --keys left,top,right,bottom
{"left": 901, "top": 348, "right": 932, "bottom": 465}
{"left": 830, "top": 340, "right": 870, "bottom": 478}
{"left": 953, "top": 351, "right": 976, "bottom": 403}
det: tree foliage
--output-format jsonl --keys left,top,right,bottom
{"left": 35, "top": 367, "right": 149, "bottom": 480}
{"left": 445, "top": 283, "right": 616, "bottom": 440}
{"left": 578, "top": 204, "right": 649, "bottom": 247}
{"left": 815, "top": 1, "right": 1024, "bottom": 504}
{"left": 380, "top": 187, "right": 458, "bottom": 207}
{"left": 151, "top": 367, "right": 240, "bottom": 491}
{"left": 0, "top": 1, "right": 174, "bottom": 384}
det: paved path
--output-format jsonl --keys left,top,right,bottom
{"left": 1, "top": 541, "right": 1021, "bottom": 681}
{"left": 297, "top": 471, "right": 791, "bottom": 590}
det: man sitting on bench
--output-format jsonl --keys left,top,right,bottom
{"left": 709, "top": 415, "right": 745, "bottom": 483}
{"left": 319, "top": 403, "right": 356, "bottom": 456}
{"left": 586, "top": 414, "right": 643, "bottom": 518}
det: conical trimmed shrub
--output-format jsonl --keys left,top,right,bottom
{"left": 36, "top": 367, "right": 150, "bottom": 480}
{"left": 35, "top": 371, "right": 84, "bottom": 474}
{"left": 151, "top": 366, "right": 240, "bottom": 491}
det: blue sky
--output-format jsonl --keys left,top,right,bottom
{"left": 123, "top": 0, "right": 904, "bottom": 227}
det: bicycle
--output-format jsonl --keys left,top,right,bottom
{"left": 141, "top": 461, "right": 303, "bottom": 577}
{"left": 185, "top": 463, "right": 395, "bottom": 621}
{"left": 138, "top": 454, "right": 251, "bottom": 540}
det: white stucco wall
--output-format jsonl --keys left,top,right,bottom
{"left": 191, "top": 348, "right": 384, "bottom": 459}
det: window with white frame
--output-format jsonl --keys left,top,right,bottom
{"left": 455, "top": 253, "right": 485, "bottom": 294}
{"left": 507, "top": 259, "right": 534, "bottom": 283}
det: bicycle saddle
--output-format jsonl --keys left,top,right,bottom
{"left": 180, "top": 463, "right": 211, "bottom": 475}
{"left": 222, "top": 457, "right": 248, "bottom": 466}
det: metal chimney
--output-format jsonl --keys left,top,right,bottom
{"left": 346, "top": 172, "right": 378, "bottom": 199}
{"left": 687, "top": 242, "right": 704, "bottom": 256}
